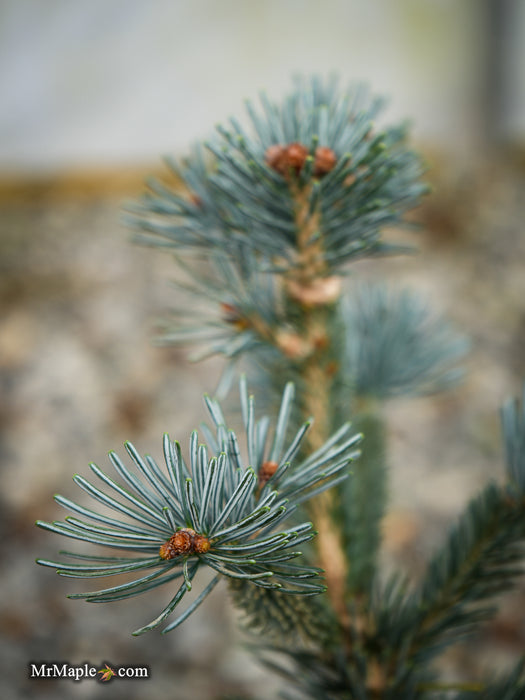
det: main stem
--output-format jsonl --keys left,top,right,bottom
{"left": 284, "top": 182, "right": 390, "bottom": 694}
{"left": 285, "top": 182, "right": 349, "bottom": 625}
{"left": 303, "top": 358, "right": 349, "bottom": 626}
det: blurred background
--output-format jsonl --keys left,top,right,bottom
{"left": 1, "top": 1, "right": 524, "bottom": 698}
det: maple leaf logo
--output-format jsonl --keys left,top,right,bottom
{"left": 97, "top": 664, "right": 116, "bottom": 682}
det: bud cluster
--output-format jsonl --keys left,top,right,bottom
{"left": 159, "top": 527, "right": 211, "bottom": 560}
{"left": 265, "top": 143, "right": 337, "bottom": 179}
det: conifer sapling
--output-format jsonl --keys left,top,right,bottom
{"left": 37, "top": 76, "right": 525, "bottom": 698}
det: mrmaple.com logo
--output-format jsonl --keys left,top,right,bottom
{"left": 29, "top": 661, "right": 150, "bottom": 682}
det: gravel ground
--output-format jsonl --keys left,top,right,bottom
{"left": 1, "top": 157, "right": 524, "bottom": 698}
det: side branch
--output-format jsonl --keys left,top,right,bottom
{"left": 373, "top": 483, "right": 525, "bottom": 691}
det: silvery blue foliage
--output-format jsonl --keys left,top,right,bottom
{"left": 37, "top": 379, "right": 360, "bottom": 635}
{"left": 342, "top": 283, "right": 468, "bottom": 397}
{"left": 127, "top": 75, "right": 427, "bottom": 272}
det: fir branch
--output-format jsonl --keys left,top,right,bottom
{"left": 341, "top": 284, "right": 468, "bottom": 398}
{"left": 37, "top": 381, "right": 359, "bottom": 635}
{"left": 256, "top": 645, "right": 368, "bottom": 700}
{"left": 127, "top": 76, "right": 427, "bottom": 277}
{"left": 158, "top": 247, "right": 281, "bottom": 358}
{"left": 228, "top": 577, "right": 335, "bottom": 644}
{"left": 370, "top": 483, "right": 525, "bottom": 691}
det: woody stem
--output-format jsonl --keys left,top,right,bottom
{"left": 284, "top": 183, "right": 348, "bottom": 626}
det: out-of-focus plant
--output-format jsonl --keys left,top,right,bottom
{"left": 38, "top": 77, "right": 525, "bottom": 698}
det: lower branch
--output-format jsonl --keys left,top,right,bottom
{"left": 372, "top": 483, "right": 525, "bottom": 693}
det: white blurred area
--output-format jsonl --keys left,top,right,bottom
{"left": 1, "top": 0, "right": 524, "bottom": 176}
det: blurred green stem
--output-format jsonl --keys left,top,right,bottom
{"left": 342, "top": 397, "right": 387, "bottom": 599}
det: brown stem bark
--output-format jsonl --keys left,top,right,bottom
{"left": 284, "top": 183, "right": 349, "bottom": 627}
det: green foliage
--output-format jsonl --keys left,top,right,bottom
{"left": 257, "top": 645, "right": 363, "bottom": 700}
{"left": 368, "top": 482, "right": 525, "bottom": 694}
{"left": 361, "top": 385, "right": 525, "bottom": 696}
{"left": 340, "top": 407, "right": 387, "bottom": 596}
{"left": 228, "top": 577, "right": 335, "bottom": 644}
{"left": 502, "top": 383, "right": 525, "bottom": 495}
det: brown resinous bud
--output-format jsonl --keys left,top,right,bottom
{"left": 265, "top": 143, "right": 337, "bottom": 179}
{"left": 258, "top": 460, "right": 279, "bottom": 488}
{"left": 286, "top": 142, "right": 309, "bottom": 174}
{"left": 265, "top": 142, "right": 308, "bottom": 177}
{"left": 265, "top": 144, "right": 288, "bottom": 174}
{"left": 313, "top": 146, "right": 337, "bottom": 177}
{"left": 159, "top": 528, "right": 211, "bottom": 560}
